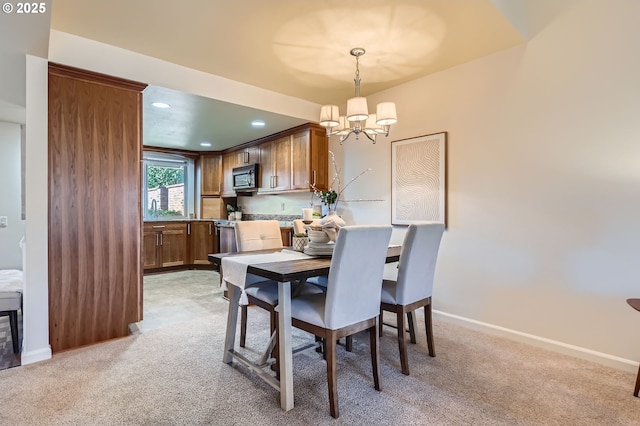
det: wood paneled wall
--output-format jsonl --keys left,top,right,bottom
{"left": 48, "top": 63, "right": 147, "bottom": 352}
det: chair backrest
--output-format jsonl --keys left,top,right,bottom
{"left": 324, "top": 225, "right": 392, "bottom": 329}
{"left": 235, "top": 220, "right": 283, "bottom": 252}
{"left": 395, "top": 222, "right": 445, "bottom": 305}
{"left": 293, "top": 219, "right": 320, "bottom": 235}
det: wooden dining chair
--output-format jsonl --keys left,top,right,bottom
{"left": 380, "top": 222, "right": 445, "bottom": 375}
{"left": 626, "top": 298, "right": 640, "bottom": 397}
{"left": 288, "top": 225, "right": 392, "bottom": 418}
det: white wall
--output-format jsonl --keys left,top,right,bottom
{"left": 0, "top": 121, "right": 25, "bottom": 269}
{"left": 22, "top": 54, "right": 51, "bottom": 365}
{"left": 334, "top": 0, "right": 640, "bottom": 367}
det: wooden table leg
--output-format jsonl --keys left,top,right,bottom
{"left": 223, "top": 284, "right": 240, "bottom": 364}
{"left": 278, "top": 280, "right": 294, "bottom": 411}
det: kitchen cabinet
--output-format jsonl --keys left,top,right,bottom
{"left": 239, "top": 146, "right": 259, "bottom": 165}
{"left": 221, "top": 150, "right": 242, "bottom": 197}
{"left": 143, "top": 222, "right": 189, "bottom": 270}
{"left": 291, "top": 126, "right": 329, "bottom": 191}
{"left": 201, "top": 196, "right": 225, "bottom": 219}
{"left": 200, "top": 154, "right": 222, "bottom": 196}
{"left": 48, "top": 63, "right": 146, "bottom": 352}
{"left": 280, "top": 227, "right": 293, "bottom": 247}
{"left": 258, "top": 136, "right": 292, "bottom": 193}
{"left": 190, "top": 221, "right": 216, "bottom": 264}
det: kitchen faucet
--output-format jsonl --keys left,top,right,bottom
{"left": 150, "top": 199, "right": 159, "bottom": 218}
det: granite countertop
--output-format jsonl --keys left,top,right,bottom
{"left": 215, "top": 219, "right": 293, "bottom": 228}
{"left": 144, "top": 218, "right": 218, "bottom": 223}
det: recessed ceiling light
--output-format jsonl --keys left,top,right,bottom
{"left": 151, "top": 102, "right": 171, "bottom": 108}
{"left": 251, "top": 120, "right": 266, "bottom": 128}
{"left": 200, "top": 142, "right": 212, "bottom": 147}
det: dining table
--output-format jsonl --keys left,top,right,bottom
{"left": 208, "top": 245, "right": 401, "bottom": 411}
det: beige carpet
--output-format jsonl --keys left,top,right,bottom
{"left": 1, "top": 270, "right": 639, "bottom": 425}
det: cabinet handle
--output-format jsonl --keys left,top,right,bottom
{"left": 219, "top": 182, "right": 221, "bottom": 192}
{"left": 209, "top": 223, "right": 212, "bottom": 235}
{"left": 244, "top": 151, "right": 249, "bottom": 163}
{"left": 156, "top": 234, "right": 159, "bottom": 246}
{"left": 187, "top": 223, "right": 191, "bottom": 235}
{"left": 312, "top": 170, "right": 317, "bottom": 186}
{"left": 152, "top": 225, "right": 166, "bottom": 228}
{"left": 160, "top": 234, "right": 163, "bottom": 245}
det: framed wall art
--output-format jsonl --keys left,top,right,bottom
{"left": 391, "top": 132, "right": 447, "bottom": 226}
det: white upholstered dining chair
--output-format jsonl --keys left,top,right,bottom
{"left": 379, "top": 222, "right": 445, "bottom": 375}
{"left": 234, "top": 220, "right": 283, "bottom": 348}
{"left": 234, "top": 220, "right": 322, "bottom": 353}
{"left": 288, "top": 225, "right": 392, "bottom": 418}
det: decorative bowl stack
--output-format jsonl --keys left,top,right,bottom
{"left": 304, "top": 227, "right": 335, "bottom": 256}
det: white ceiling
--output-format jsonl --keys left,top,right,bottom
{"left": 2, "top": 0, "right": 536, "bottom": 151}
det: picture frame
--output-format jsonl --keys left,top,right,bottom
{"left": 391, "top": 132, "right": 447, "bottom": 226}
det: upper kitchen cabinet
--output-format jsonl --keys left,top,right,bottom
{"left": 239, "top": 146, "right": 259, "bottom": 165}
{"left": 221, "top": 150, "right": 242, "bottom": 197}
{"left": 200, "top": 154, "right": 222, "bottom": 196}
{"left": 291, "top": 125, "right": 329, "bottom": 191}
{"left": 259, "top": 135, "right": 292, "bottom": 193}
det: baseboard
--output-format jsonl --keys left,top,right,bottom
{"left": 21, "top": 346, "right": 52, "bottom": 365}
{"left": 433, "top": 310, "right": 638, "bottom": 373}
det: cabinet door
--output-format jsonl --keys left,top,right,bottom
{"left": 272, "top": 136, "right": 292, "bottom": 191}
{"left": 201, "top": 155, "right": 222, "bottom": 195}
{"left": 221, "top": 151, "right": 238, "bottom": 196}
{"left": 143, "top": 229, "right": 160, "bottom": 270}
{"left": 160, "top": 223, "right": 189, "bottom": 267}
{"left": 309, "top": 126, "right": 329, "bottom": 191}
{"left": 190, "top": 221, "right": 215, "bottom": 264}
{"left": 291, "top": 130, "right": 311, "bottom": 190}
{"left": 238, "top": 146, "right": 259, "bottom": 165}
{"left": 258, "top": 141, "right": 274, "bottom": 193}
{"left": 280, "top": 227, "right": 293, "bottom": 247}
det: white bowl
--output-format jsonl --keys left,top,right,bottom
{"left": 307, "top": 230, "right": 330, "bottom": 243}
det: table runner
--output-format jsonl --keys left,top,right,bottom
{"left": 221, "top": 250, "right": 311, "bottom": 305}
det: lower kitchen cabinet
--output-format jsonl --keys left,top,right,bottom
{"left": 190, "top": 221, "right": 216, "bottom": 264}
{"left": 143, "top": 222, "right": 189, "bottom": 270}
{"left": 144, "top": 220, "right": 217, "bottom": 272}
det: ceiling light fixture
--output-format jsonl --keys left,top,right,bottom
{"left": 319, "top": 48, "right": 397, "bottom": 144}
{"left": 251, "top": 120, "right": 266, "bottom": 128}
{"left": 151, "top": 102, "right": 171, "bottom": 108}
{"left": 200, "top": 142, "right": 212, "bottom": 147}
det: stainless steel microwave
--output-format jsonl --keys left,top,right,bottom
{"left": 232, "top": 163, "right": 259, "bottom": 191}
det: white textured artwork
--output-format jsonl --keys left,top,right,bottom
{"left": 391, "top": 132, "right": 446, "bottom": 226}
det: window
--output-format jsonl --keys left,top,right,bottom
{"left": 143, "top": 152, "right": 194, "bottom": 220}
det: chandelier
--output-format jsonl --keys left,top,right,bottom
{"left": 319, "top": 48, "right": 397, "bottom": 144}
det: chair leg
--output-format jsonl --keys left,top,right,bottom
{"left": 407, "top": 311, "right": 417, "bottom": 344}
{"left": 396, "top": 308, "right": 410, "bottom": 375}
{"left": 425, "top": 302, "right": 435, "bottom": 357}
{"left": 239, "top": 305, "right": 248, "bottom": 347}
{"left": 345, "top": 336, "right": 353, "bottom": 352}
{"left": 9, "top": 310, "right": 19, "bottom": 354}
{"left": 369, "top": 320, "right": 381, "bottom": 392}
{"left": 634, "top": 363, "right": 640, "bottom": 397}
{"left": 379, "top": 309, "right": 384, "bottom": 337}
{"left": 326, "top": 332, "right": 339, "bottom": 418}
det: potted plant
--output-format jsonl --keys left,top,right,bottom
{"left": 292, "top": 233, "right": 309, "bottom": 252}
